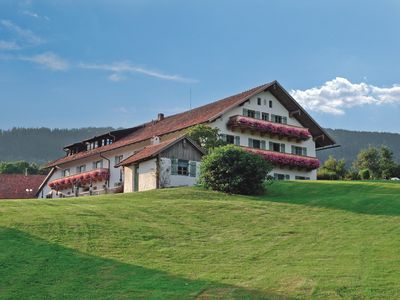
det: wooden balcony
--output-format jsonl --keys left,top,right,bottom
{"left": 244, "top": 147, "right": 320, "bottom": 170}
{"left": 227, "top": 115, "right": 312, "bottom": 141}
{"left": 48, "top": 168, "right": 109, "bottom": 190}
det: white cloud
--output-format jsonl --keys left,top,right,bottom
{"left": 290, "top": 77, "right": 400, "bottom": 115}
{"left": 19, "top": 52, "right": 69, "bottom": 70}
{"left": 1, "top": 19, "right": 43, "bottom": 46}
{"left": 108, "top": 73, "right": 125, "bottom": 82}
{"left": 0, "top": 40, "right": 20, "bottom": 50}
{"left": 79, "top": 61, "right": 198, "bottom": 83}
{"left": 21, "top": 10, "right": 50, "bottom": 21}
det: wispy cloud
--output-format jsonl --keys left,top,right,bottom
{"left": 0, "top": 19, "right": 43, "bottom": 46}
{"left": 290, "top": 77, "right": 400, "bottom": 115}
{"left": 108, "top": 73, "right": 125, "bottom": 82}
{"left": 79, "top": 61, "right": 198, "bottom": 83}
{"left": 0, "top": 40, "right": 20, "bottom": 50}
{"left": 19, "top": 52, "right": 69, "bottom": 70}
{"left": 21, "top": 10, "right": 50, "bottom": 21}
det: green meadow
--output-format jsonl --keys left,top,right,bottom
{"left": 1, "top": 181, "right": 400, "bottom": 299}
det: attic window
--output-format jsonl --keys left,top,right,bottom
{"left": 257, "top": 98, "right": 261, "bottom": 105}
{"left": 269, "top": 100, "right": 273, "bottom": 108}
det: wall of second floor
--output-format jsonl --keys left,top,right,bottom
{"left": 209, "top": 90, "right": 316, "bottom": 158}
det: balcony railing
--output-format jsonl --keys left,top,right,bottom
{"left": 244, "top": 147, "right": 320, "bottom": 170}
{"left": 227, "top": 115, "right": 312, "bottom": 141}
{"left": 48, "top": 168, "right": 110, "bottom": 190}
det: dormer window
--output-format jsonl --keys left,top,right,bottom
{"left": 62, "top": 169, "right": 70, "bottom": 177}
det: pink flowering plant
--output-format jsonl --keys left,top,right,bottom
{"left": 228, "top": 116, "right": 312, "bottom": 140}
{"left": 245, "top": 147, "right": 320, "bottom": 170}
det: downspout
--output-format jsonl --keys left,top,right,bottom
{"left": 100, "top": 152, "right": 111, "bottom": 188}
{"left": 156, "top": 155, "right": 160, "bottom": 189}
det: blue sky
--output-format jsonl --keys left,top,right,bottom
{"left": 1, "top": 0, "right": 400, "bottom": 132}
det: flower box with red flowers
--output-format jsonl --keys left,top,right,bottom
{"left": 244, "top": 147, "right": 320, "bottom": 170}
{"left": 228, "top": 115, "right": 312, "bottom": 140}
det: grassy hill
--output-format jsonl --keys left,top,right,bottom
{"left": 1, "top": 181, "right": 400, "bottom": 299}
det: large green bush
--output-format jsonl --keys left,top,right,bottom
{"left": 199, "top": 145, "right": 272, "bottom": 195}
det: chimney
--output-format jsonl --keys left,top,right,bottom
{"left": 157, "top": 113, "right": 164, "bottom": 121}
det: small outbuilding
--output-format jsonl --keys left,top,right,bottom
{"left": 116, "top": 135, "right": 205, "bottom": 192}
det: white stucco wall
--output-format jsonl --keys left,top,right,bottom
{"left": 159, "top": 157, "right": 200, "bottom": 188}
{"left": 38, "top": 146, "right": 137, "bottom": 198}
{"left": 123, "top": 166, "right": 134, "bottom": 193}
{"left": 210, "top": 90, "right": 317, "bottom": 180}
{"left": 137, "top": 159, "right": 157, "bottom": 192}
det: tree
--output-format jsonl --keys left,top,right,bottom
{"left": 317, "top": 155, "right": 347, "bottom": 180}
{"left": 187, "top": 125, "right": 226, "bottom": 153}
{"left": 200, "top": 145, "right": 272, "bottom": 195}
{"left": 379, "top": 146, "right": 396, "bottom": 179}
{"left": 0, "top": 161, "right": 49, "bottom": 175}
{"left": 353, "top": 147, "right": 381, "bottom": 179}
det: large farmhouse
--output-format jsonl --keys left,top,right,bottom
{"left": 38, "top": 81, "right": 335, "bottom": 198}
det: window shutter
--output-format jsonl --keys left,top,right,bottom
{"left": 280, "top": 143, "right": 285, "bottom": 153}
{"left": 235, "top": 136, "right": 240, "bottom": 145}
{"left": 220, "top": 134, "right": 227, "bottom": 142}
{"left": 271, "top": 114, "right": 276, "bottom": 122}
{"left": 303, "top": 147, "right": 307, "bottom": 156}
{"left": 260, "top": 140, "right": 266, "bottom": 150}
{"left": 189, "top": 161, "right": 197, "bottom": 177}
{"left": 248, "top": 138, "right": 253, "bottom": 147}
{"left": 269, "top": 142, "right": 273, "bottom": 151}
{"left": 282, "top": 117, "right": 288, "bottom": 124}
{"left": 255, "top": 111, "right": 260, "bottom": 119}
{"left": 291, "top": 145, "right": 295, "bottom": 154}
{"left": 171, "top": 159, "right": 178, "bottom": 175}
{"left": 285, "top": 174, "right": 290, "bottom": 180}
{"left": 243, "top": 108, "right": 248, "bottom": 116}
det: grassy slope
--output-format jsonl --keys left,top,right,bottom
{"left": 1, "top": 181, "right": 400, "bottom": 299}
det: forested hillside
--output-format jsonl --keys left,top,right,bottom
{"left": 318, "top": 129, "right": 400, "bottom": 165}
{"left": 0, "top": 127, "right": 113, "bottom": 164}
{"left": 1, "top": 127, "right": 399, "bottom": 166}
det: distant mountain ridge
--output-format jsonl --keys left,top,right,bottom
{"left": 0, "top": 127, "right": 113, "bottom": 164}
{"left": 317, "top": 129, "right": 400, "bottom": 165}
{"left": 1, "top": 127, "right": 399, "bottom": 166}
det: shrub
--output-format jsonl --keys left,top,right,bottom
{"left": 317, "top": 169, "right": 339, "bottom": 180}
{"left": 359, "top": 169, "right": 370, "bottom": 180}
{"left": 345, "top": 169, "right": 360, "bottom": 180}
{"left": 200, "top": 145, "right": 272, "bottom": 195}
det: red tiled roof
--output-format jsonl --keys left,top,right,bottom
{"left": 47, "top": 82, "right": 274, "bottom": 167}
{"left": 0, "top": 174, "right": 47, "bottom": 199}
{"left": 117, "top": 136, "right": 205, "bottom": 166}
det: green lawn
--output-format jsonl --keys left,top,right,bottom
{"left": 1, "top": 181, "right": 400, "bottom": 299}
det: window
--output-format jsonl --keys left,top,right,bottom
{"left": 249, "top": 138, "right": 266, "bottom": 149}
{"left": 271, "top": 114, "right": 287, "bottom": 124}
{"left": 226, "top": 135, "right": 235, "bottom": 144}
{"left": 291, "top": 146, "right": 307, "bottom": 156}
{"left": 76, "top": 165, "right": 86, "bottom": 173}
{"left": 177, "top": 160, "right": 189, "bottom": 175}
{"left": 269, "top": 100, "right": 273, "bottom": 108}
{"left": 93, "top": 160, "right": 103, "bottom": 169}
{"left": 115, "top": 155, "right": 123, "bottom": 165}
{"left": 274, "top": 173, "right": 290, "bottom": 180}
{"left": 269, "top": 142, "right": 285, "bottom": 153}
{"left": 257, "top": 98, "right": 262, "bottom": 105}
{"left": 62, "top": 169, "right": 70, "bottom": 177}
{"left": 243, "top": 108, "right": 256, "bottom": 118}
{"left": 221, "top": 134, "right": 240, "bottom": 145}
{"left": 295, "top": 176, "right": 310, "bottom": 180}
{"left": 262, "top": 112, "right": 269, "bottom": 121}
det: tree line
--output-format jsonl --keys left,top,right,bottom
{"left": 318, "top": 146, "right": 400, "bottom": 180}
